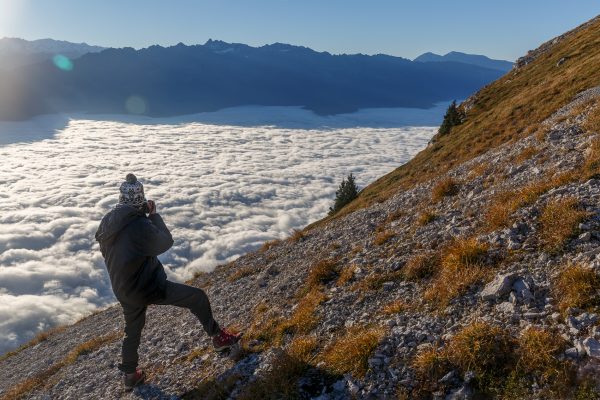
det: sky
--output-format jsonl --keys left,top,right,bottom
{"left": 0, "top": 1, "right": 598, "bottom": 61}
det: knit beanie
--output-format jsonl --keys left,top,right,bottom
{"left": 118, "top": 173, "right": 146, "bottom": 207}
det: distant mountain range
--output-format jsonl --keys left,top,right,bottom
{"left": 413, "top": 51, "right": 513, "bottom": 72}
{"left": 0, "top": 37, "right": 105, "bottom": 69}
{"left": 0, "top": 38, "right": 511, "bottom": 120}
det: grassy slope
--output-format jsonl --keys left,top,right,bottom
{"left": 316, "top": 15, "right": 600, "bottom": 224}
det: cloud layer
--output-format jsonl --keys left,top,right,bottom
{"left": 0, "top": 107, "right": 435, "bottom": 354}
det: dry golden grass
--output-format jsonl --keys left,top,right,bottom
{"left": 468, "top": 162, "right": 490, "bottom": 179}
{"left": 236, "top": 350, "right": 308, "bottom": 400}
{"left": 186, "top": 346, "right": 209, "bottom": 362}
{"left": 385, "top": 209, "right": 405, "bottom": 224}
{"left": 413, "top": 347, "right": 451, "bottom": 390}
{"left": 424, "top": 238, "right": 490, "bottom": 307}
{"left": 379, "top": 299, "right": 408, "bottom": 315}
{"left": 259, "top": 239, "right": 279, "bottom": 253}
{"left": 307, "top": 16, "right": 600, "bottom": 227}
{"left": 336, "top": 264, "right": 356, "bottom": 286}
{"left": 227, "top": 265, "right": 258, "bottom": 282}
{"left": 278, "top": 288, "right": 327, "bottom": 338}
{"left": 484, "top": 170, "right": 578, "bottom": 231}
{"left": 584, "top": 103, "right": 600, "bottom": 133}
{"left": 320, "top": 326, "right": 385, "bottom": 377}
{"left": 539, "top": 197, "right": 589, "bottom": 252}
{"left": 287, "top": 335, "right": 318, "bottom": 364}
{"left": 554, "top": 264, "right": 600, "bottom": 313}
{"left": 403, "top": 252, "right": 440, "bottom": 280}
{"left": 446, "top": 322, "right": 515, "bottom": 380}
{"left": 513, "top": 145, "right": 539, "bottom": 164}
{"left": 306, "top": 259, "right": 338, "bottom": 288}
{"left": 351, "top": 270, "right": 403, "bottom": 292}
{"left": 373, "top": 230, "right": 395, "bottom": 246}
{"left": 431, "top": 177, "right": 460, "bottom": 202}
{"left": 516, "top": 328, "right": 568, "bottom": 383}
{"left": 416, "top": 210, "right": 436, "bottom": 226}
{"left": 287, "top": 229, "right": 306, "bottom": 243}
{"left": 1, "top": 332, "right": 121, "bottom": 400}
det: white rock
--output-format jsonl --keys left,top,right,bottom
{"left": 481, "top": 273, "right": 516, "bottom": 301}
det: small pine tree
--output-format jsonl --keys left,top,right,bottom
{"left": 438, "top": 100, "right": 464, "bottom": 136}
{"left": 329, "top": 173, "right": 359, "bottom": 215}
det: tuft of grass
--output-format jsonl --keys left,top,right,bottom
{"left": 516, "top": 328, "right": 569, "bottom": 384}
{"left": 351, "top": 270, "right": 403, "bottom": 292}
{"left": 446, "top": 322, "right": 515, "bottom": 393}
{"left": 373, "top": 230, "right": 396, "bottom": 246}
{"left": 583, "top": 101, "right": 600, "bottom": 133}
{"left": 228, "top": 265, "right": 259, "bottom": 282}
{"left": 403, "top": 252, "right": 440, "bottom": 280}
{"left": 385, "top": 209, "right": 405, "bottom": 224}
{"left": 554, "top": 264, "right": 600, "bottom": 313}
{"left": 287, "top": 335, "right": 318, "bottom": 364}
{"left": 336, "top": 264, "right": 356, "bottom": 286}
{"left": 288, "top": 229, "right": 306, "bottom": 243}
{"left": 432, "top": 177, "right": 460, "bottom": 202}
{"left": 485, "top": 170, "right": 578, "bottom": 230}
{"left": 278, "top": 289, "right": 327, "bottom": 338}
{"left": 1, "top": 332, "right": 121, "bottom": 400}
{"left": 513, "top": 145, "right": 539, "bottom": 164}
{"left": 259, "top": 239, "right": 279, "bottom": 253}
{"left": 306, "top": 259, "right": 338, "bottom": 289}
{"left": 468, "top": 162, "right": 490, "bottom": 179}
{"left": 320, "top": 326, "right": 385, "bottom": 377}
{"left": 539, "top": 197, "right": 589, "bottom": 252}
{"left": 416, "top": 210, "right": 437, "bottom": 226}
{"left": 413, "top": 347, "right": 451, "bottom": 392}
{"left": 379, "top": 299, "right": 408, "bottom": 315}
{"left": 424, "top": 238, "right": 490, "bottom": 307}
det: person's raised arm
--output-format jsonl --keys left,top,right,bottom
{"left": 134, "top": 201, "right": 174, "bottom": 256}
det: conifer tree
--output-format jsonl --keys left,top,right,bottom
{"left": 438, "top": 100, "right": 463, "bottom": 136}
{"left": 329, "top": 173, "right": 359, "bottom": 215}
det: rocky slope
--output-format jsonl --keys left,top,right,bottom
{"left": 2, "top": 15, "right": 600, "bottom": 400}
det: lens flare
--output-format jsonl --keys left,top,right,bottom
{"left": 125, "top": 95, "right": 147, "bottom": 114}
{"left": 52, "top": 54, "right": 73, "bottom": 71}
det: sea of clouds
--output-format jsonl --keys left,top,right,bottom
{"left": 0, "top": 105, "right": 439, "bottom": 354}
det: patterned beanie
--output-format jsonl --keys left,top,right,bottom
{"left": 118, "top": 173, "right": 146, "bottom": 207}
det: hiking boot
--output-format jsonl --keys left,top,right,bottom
{"left": 212, "top": 328, "right": 241, "bottom": 352}
{"left": 123, "top": 368, "right": 145, "bottom": 391}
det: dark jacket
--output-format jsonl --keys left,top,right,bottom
{"left": 95, "top": 204, "right": 174, "bottom": 306}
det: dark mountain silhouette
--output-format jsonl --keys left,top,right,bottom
{"left": 0, "top": 37, "right": 105, "bottom": 69}
{"left": 414, "top": 51, "right": 513, "bottom": 72}
{"left": 0, "top": 40, "right": 506, "bottom": 120}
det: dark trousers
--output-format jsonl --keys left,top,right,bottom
{"left": 118, "top": 280, "right": 220, "bottom": 373}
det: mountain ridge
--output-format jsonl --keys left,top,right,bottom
{"left": 0, "top": 39, "right": 504, "bottom": 120}
{"left": 413, "top": 51, "right": 513, "bottom": 72}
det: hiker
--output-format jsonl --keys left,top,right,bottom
{"left": 94, "top": 173, "right": 240, "bottom": 391}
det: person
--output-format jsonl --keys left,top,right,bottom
{"left": 95, "top": 173, "right": 240, "bottom": 391}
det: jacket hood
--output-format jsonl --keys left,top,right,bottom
{"left": 95, "top": 204, "right": 145, "bottom": 245}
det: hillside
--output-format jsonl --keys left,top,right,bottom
{"left": 2, "top": 15, "right": 600, "bottom": 400}
{"left": 0, "top": 40, "right": 503, "bottom": 120}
